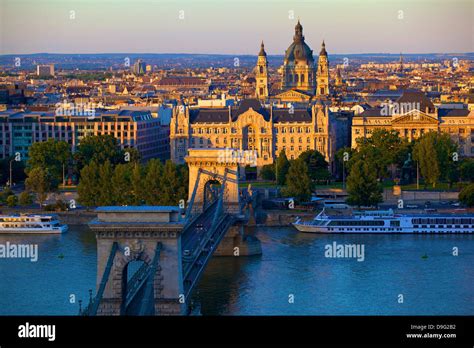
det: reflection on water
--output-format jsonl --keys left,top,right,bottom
{"left": 0, "top": 225, "right": 473, "bottom": 315}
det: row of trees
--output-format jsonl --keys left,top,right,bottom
{"left": 26, "top": 135, "right": 140, "bottom": 184}
{"left": 9, "top": 135, "right": 142, "bottom": 207}
{"left": 340, "top": 129, "right": 466, "bottom": 207}
{"left": 264, "top": 129, "right": 470, "bottom": 208}
{"left": 259, "top": 149, "right": 331, "bottom": 201}
{"left": 77, "top": 159, "right": 188, "bottom": 207}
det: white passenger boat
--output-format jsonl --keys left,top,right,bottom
{"left": 0, "top": 214, "right": 68, "bottom": 234}
{"left": 292, "top": 209, "right": 474, "bottom": 234}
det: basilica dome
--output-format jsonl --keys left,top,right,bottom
{"left": 284, "top": 20, "right": 314, "bottom": 64}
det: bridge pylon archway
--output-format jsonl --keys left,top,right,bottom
{"left": 185, "top": 149, "right": 240, "bottom": 215}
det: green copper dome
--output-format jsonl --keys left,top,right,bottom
{"left": 284, "top": 20, "right": 314, "bottom": 64}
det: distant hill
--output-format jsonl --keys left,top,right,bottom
{"left": 0, "top": 52, "right": 472, "bottom": 70}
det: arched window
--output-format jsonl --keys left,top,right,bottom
{"left": 301, "top": 74, "right": 305, "bottom": 83}
{"left": 259, "top": 66, "right": 264, "bottom": 74}
{"left": 295, "top": 74, "right": 299, "bottom": 83}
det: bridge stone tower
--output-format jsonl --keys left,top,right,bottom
{"left": 185, "top": 149, "right": 240, "bottom": 215}
{"left": 89, "top": 207, "right": 186, "bottom": 316}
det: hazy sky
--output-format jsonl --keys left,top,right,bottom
{"left": 1, "top": 0, "right": 473, "bottom": 55}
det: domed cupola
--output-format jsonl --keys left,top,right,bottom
{"left": 284, "top": 20, "right": 314, "bottom": 65}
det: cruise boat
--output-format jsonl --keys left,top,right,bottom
{"left": 292, "top": 209, "right": 474, "bottom": 234}
{"left": 0, "top": 214, "right": 68, "bottom": 234}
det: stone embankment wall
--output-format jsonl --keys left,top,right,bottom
{"left": 0, "top": 207, "right": 97, "bottom": 225}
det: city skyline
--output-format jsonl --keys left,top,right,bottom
{"left": 1, "top": 0, "right": 473, "bottom": 55}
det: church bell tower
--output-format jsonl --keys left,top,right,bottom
{"left": 255, "top": 41, "right": 269, "bottom": 100}
{"left": 316, "top": 41, "right": 329, "bottom": 96}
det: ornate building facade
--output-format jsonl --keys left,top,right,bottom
{"left": 170, "top": 99, "right": 340, "bottom": 176}
{"left": 352, "top": 91, "right": 474, "bottom": 157}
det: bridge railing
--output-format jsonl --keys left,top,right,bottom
{"left": 125, "top": 262, "right": 151, "bottom": 308}
{"left": 138, "top": 242, "right": 162, "bottom": 315}
{"left": 183, "top": 213, "right": 235, "bottom": 299}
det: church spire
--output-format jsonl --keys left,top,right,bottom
{"left": 320, "top": 40, "right": 327, "bottom": 56}
{"left": 259, "top": 41, "right": 267, "bottom": 57}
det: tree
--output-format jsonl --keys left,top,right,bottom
{"left": 6, "top": 194, "right": 18, "bottom": 207}
{"left": 299, "top": 150, "right": 331, "bottom": 183}
{"left": 97, "top": 161, "right": 114, "bottom": 205}
{"left": 25, "top": 167, "right": 56, "bottom": 208}
{"left": 260, "top": 164, "right": 276, "bottom": 181}
{"left": 159, "top": 160, "right": 182, "bottom": 205}
{"left": 459, "top": 183, "right": 474, "bottom": 207}
{"left": 282, "top": 158, "right": 312, "bottom": 201}
{"left": 346, "top": 160, "right": 383, "bottom": 208}
{"left": 275, "top": 150, "right": 290, "bottom": 186}
{"left": 123, "top": 147, "right": 141, "bottom": 164}
{"left": 143, "top": 159, "right": 164, "bottom": 205}
{"left": 77, "top": 161, "right": 100, "bottom": 208}
{"left": 75, "top": 135, "right": 123, "bottom": 171}
{"left": 18, "top": 191, "right": 33, "bottom": 206}
{"left": 335, "top": 147, "right": 355, "bottom": 180}
{"left": 460, "top": 159, "right": 474, "bottom": 182}
{"left": 131, "top": 163, "right": 146, "bottom": 205}
{"left": 353, "top": 129, "right": 410, "bottom": 181}
{"left": 27, "top": 139, "right": 71, "bottom": 182}
{"left": 177, "top": 164, "right": 189, "bottom": 201}
{"left": 0, "top": 187, "right": 13, "bottom": 204}
{"left": 111, "top": 163, "right": 133, "bottom": 205}
{"left": 413, "top": 132, "right": 457, "bottom": 188}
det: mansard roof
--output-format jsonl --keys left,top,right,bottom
{"left": 395, "top": 90, "right": 435, "bottom": 113}
{"left": 189, "top": 109, "right": 229, "bottom": 123}
{"left": 233, "top": 99, "right": 269, "bottom": 120}
{"left": 273, "top": 109, "right": 312, "bottom": 123}
{"left": 438, "top": 108, "right": 470, "bottom": 117}
{"left": 188, "top": 99, "right": 315, "bottom": 124}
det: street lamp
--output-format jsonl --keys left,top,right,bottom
{"left": 8, "top": 158, "right": 13, "bottom": 188}
{"left": 342, "top": 159, "right": 346, "bottom": 189}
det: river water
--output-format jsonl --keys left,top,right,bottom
{"left": 0, "top": 225, "right": 473, "bottom": 315}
